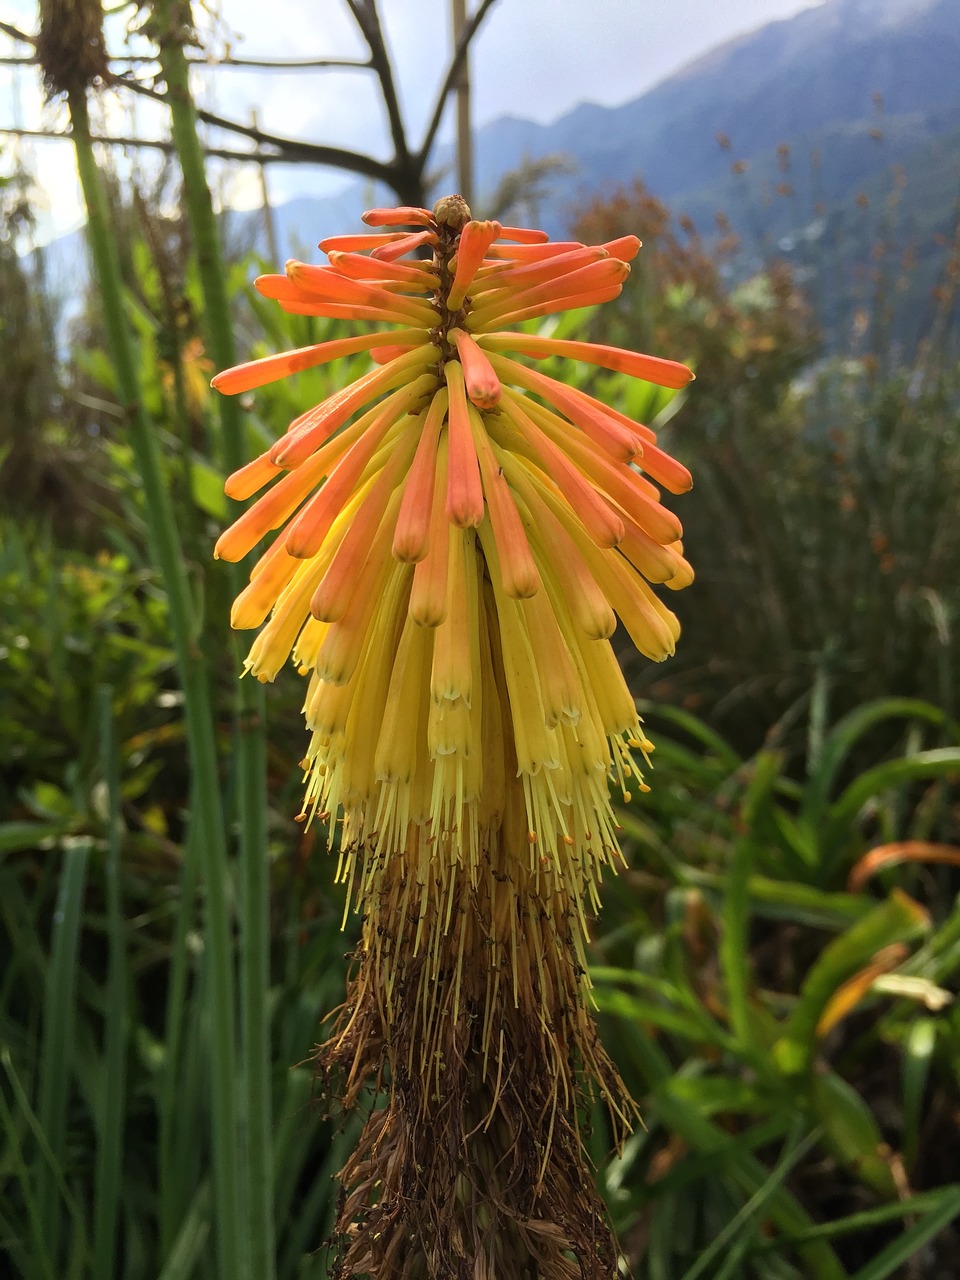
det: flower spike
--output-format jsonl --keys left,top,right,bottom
{"left": 213, "top": 197, "right": 695, "bottom": 1280}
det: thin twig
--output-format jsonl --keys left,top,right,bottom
{"left": 417, "top": 0, "right": 499, "bottom": 165}
{"left": 1, "top": 124, "right": 300, "bottom": 164}
{"left": 108, "top": 70, "right": 397, "bottom": 182}
{"left": 0, "top": 19, "right": 34, "bottom": 45}
{"left": 0, "top": 49, "right": 372, "bottom": 71}
{"left": 345, "top": 0, "right": 410, "bottom": 168}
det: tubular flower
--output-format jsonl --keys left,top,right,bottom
{"left": 214, "top": 195, "right": 694, "bottom": 1280}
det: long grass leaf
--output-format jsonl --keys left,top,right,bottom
{"left": 775, "top": 891, "right": 929, "bottom": 1076}
{"left": 802, "top": 698, "right": 953, "bottom": 827}
{"left": 0, "top": 1066, "right": 56, "bottom": 1280}
{"left": 848, "top": 1185, "right": 960, "bottom": 1280}
{"left": 36, "top": 839, "right": 90, "bottom": 1260}
{"left": 92, "top": 687, "right": 129, "bottom": 1280}
{"left": 3, "top": 1048, "right": 90, "bottom": 1276}
{"left": 157, "top": 1182, "right": 212, "bottom": 1280}
{"left": 678, "top": 1124, "right": 820, "bottom": 1280}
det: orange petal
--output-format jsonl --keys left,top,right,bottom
{"left": 315, "top": 511, "right": 402, "bottom": 687}
{"left": 468, "top": 259, "right": 629, "bottom": 329}
{"left": 370, "top": 229, "right": 438, "bottom": 261}
{"left": 216, "top": 407, "right": 375, "bottom": 562}
{"left": 637, "top": 439, "right": 694, "bottom": 494}
{"left": 212, "top": 329, "right": 428, "bottom": 397}
{"left": 483, "top": 241, "right": 584, "bottom": 261}
{"left": 615, "top": 512, "right": 685, "bottom": 583}
{"left": 370, "top": 344, "right": 418, "bottom": 364}
{"left": 470, "top": 246, "right": 606, "bottom": 295}
{"left": 468, "top": 284, "right": 626, "bottom": 330}
{"left": 362, "top": 205, "right": 435, "bottom": 227}
{"left": 565, "top": 513, "right": 680, "bottom": 661}
{"left": 311, "top": 439, "right": 416, "bottom": 622}
{"left": 283, "top": 382, "right": 432, "bottom": 558}
{"left": 444, "top": 362, "right": 484, "bottom": 529}
{"left": 449, "top": 328, "right": 502, "bottom": 409}
{"left": 520, "top": 395, "right": 682, "bottom": 546}
{"left": 602, "top": 235, "right": 642, "bottom": 262}
{"left": 471, "top": 410, "right": 540, "bottom": 599}
{"left": 393, "top": 389, "right": 448, "bottom": 563}
{"left": 410, "top": 434, "right": 451, "bottom": 627}
{"left": 478, "top": 332, "right": 694, "bottom": 392}
{"left": 230, "top": 537, "right": 302, "bottom": 629}
{"left": 286, "top": 262, "right": 437, "bottom": 324}
{"left": 225, "top": 452, "right": 282, "bottom": 501}
{"left": 319, "top": 231, "right": 413, "bottom": 253}
{"left": 495, "top": 397, "right": 624, "bottom": 548}
{"left": 326, "top": 249, "right": 439, "bottom": 288}
{"left": 270, "top": 353, "right": 436, "bottom": 469}
{"left": 495, "top": 225, "right": 550, "bottom": 244}
{"left": 506, "top": 468, "right": 616, "bottom": 640}
{"left": 446, "top": 219, "right": 501, "bottom": 311}
{"left": 490, "top": 355, "right": 641, "bottom": 461}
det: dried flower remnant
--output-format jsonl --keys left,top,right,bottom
{"left": 214, "top": 195, "right": 694, "bottom": 1278}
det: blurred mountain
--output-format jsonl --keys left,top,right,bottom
{"left": 480, "top": 0, "right": 960, "bottom": 224}
{"left": 37, "top": 0, "right": 960, "bottom": 348}
{"left": 216, "top": 0, "right": 960, "bottom": 241}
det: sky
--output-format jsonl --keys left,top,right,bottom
{"left": 1, "top": 0, "right": 825, "bottom": 243}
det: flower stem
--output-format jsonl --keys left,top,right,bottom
{"left": 68, "top": 87, "right": 245, "bottom": 1280}
{"left": 152, "top": 5, "right": 274, "bottom": 1275}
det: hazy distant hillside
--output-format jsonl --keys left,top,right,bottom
{"left": 466, "top": 0, "right": 959, "bottom": 226}
{"left": 260, "top": 0, "right": 959, "bottom": 257}
{"left": 39, "top": 0, "right": 960, "bottom": 349}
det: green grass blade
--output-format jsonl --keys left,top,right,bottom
{"left": 678, "top": 1126, "right": 820, "bottom": 1280}
{"left": 157, "top": 1181, "right": 212, "bottom": 1280}
{"left": 159, "top": 819, "right": 202, "bottom": 1254}
{"left": 848, "top": 1184, "right": 960, "bottom": 1280}
{"left": 636, "top": 700, "right": 743, "bottom": 770}
{"left": 36, "top": 838, "right": 90, "bottom": 1261}
{"left": 903, "top": 1017, "right": 937, "bottom": 1169}
{"left": 801, "top": 698, "right": 952, "bottom": 827}
{"left": 92, "top": 687, "right": 129, "bottom": 1280}
{"left": 649, "top": 1087, "right": 847, "bottom": 1279}
{"left": 0, "top": 1064, "right": 56, "bottom": 1280}
{"left": 3, "top": 1048, "right": 90, "bottom": 1277}
{"left": 775, "top": 891, "right": 929, "bottom": 1076}
{"left": 822, "top": 748, "right": 960, "bottom": 861}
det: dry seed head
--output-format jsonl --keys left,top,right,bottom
{"left": 37, "top": 0, "right": 109, "bottom": 98}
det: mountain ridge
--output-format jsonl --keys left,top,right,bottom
{"left": 36, "top": 0, "right": 960, "bottom": 349}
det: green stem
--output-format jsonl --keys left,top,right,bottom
{"left": 68, "top": 89, "right": 244, "bottom": 1280}
{"left": 152, "top": 6, "right": 274, "bottom": 1277}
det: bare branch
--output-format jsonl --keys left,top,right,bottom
{"left": 418, "top": 0, "right": 499, "bottom": 168}
{"left": 345, "top": 0, "right": 410, "bottom": 169}
{"left": 0, "top": 37, "right": 373, "bottom": 72}
{"left": 0, "top": 20, "right": 34, "bottom": 46}
{"left": 0, "top": 124, "right": 310, "bottom": 165}
{"left": 116, "top": 53, "right": 375, "bottom": 71}
{"left": 108, "top": 71, "right": 398, "bottom": 185}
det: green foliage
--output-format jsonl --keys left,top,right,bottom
{"left": 572, "top": 184, "right": 960, "bottom": 755}
{"left": 0, "top": 527, "right": 174, "bottom": 826}
{"left": 593, "top": 697, "right": 960, "bottom": 1278}
{"left": 3, "top": 133, "right": 960, "bottom": 1278}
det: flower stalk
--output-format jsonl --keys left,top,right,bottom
{"left": 149, "top": 2, "right": 274, "bottom": 1273}
{"left": 66, "top": 87, "right": 245, "bottom": 1280}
